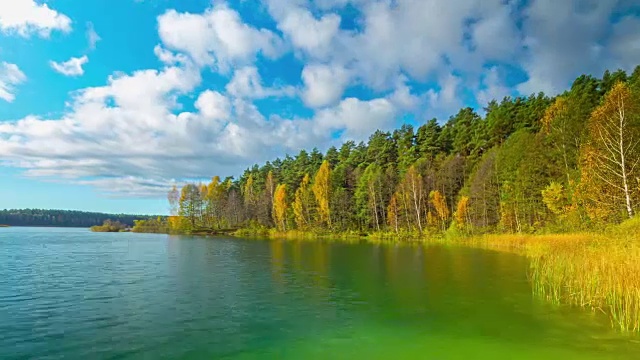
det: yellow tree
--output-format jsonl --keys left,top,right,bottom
{"left": 243, "top": 174, "right": 258, "bottom": 221}
{"left": 206, "top": 176, "right": 226, "bottom": 228}
{"left": 293, "top": 174, "right": 312, "bottom": 229}
{"left": 312, "top": 161, "right": 332, "bottom": 227}
{"left": 273, "top": 184, "right": 288, "bottom": 231}
{"left": 454, "top": 196, "right": 470, "bottom": 228}
{"left": 581, "top": 82, "right": 640, "bottom": 219}
{"left": 541, "top": 182, "right": 565, "bottom": 216}
{"left": 430, "top": 190, "right": 450, "bottom": 231}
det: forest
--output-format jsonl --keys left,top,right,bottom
{"left": 158, "top": 66, "right": 640, "bottom": 238}
{"left": 0, "top": 209, "right": 156, "bottom": 228}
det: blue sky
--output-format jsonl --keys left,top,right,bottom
{"left": 0, "top": 0, "right": 639, "bottom": 215}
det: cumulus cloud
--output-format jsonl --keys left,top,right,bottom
{"left": 476, "top": 67, "right": 512, "bottom": 108}
{"left": 2, "top": 0, "right": 639, "bottom": 198}
{"left": 271, "top": 4, "right": 340, "bottom": 59}
{"left": 50, "top": 56, "right": 89, "bottom": 77}
{"left": 153, "top": 45, "right": 189, "bottom": 66}
{"left": 0, "top": 61, "right": 403, "bottom": 196}
{"left": 0, "top": 0, "right": 71, "bottom": 37}
{"left": 313, "top": 97, "right": 398, "bottom": 139}
{"left": 301, "top": 63, "right": 350, "bottom": 108}
{"left": 226, "top": 66, "right": 296, "bottom": 99}
{"left": 423, "top": 73, "right": 464, "bottom": 120}
{"left": 157, "top": 3, "right": 284, "bottom": 71}
{"left": 517, "top": 0, "right": 618, "bottom": 95}
{"left": 0, "top": 62, "right": 26, "bottom": 102}
{"left": 195, "top": 90, "right": 231, "bottom": 121}
{"left": 608, "top": 16, "right": 640, "bottom": 72}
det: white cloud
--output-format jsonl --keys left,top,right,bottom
{"left": 226, "top": 66, "right": 295, "bottom": 99}
{"left": 277, "top": 7, "right": 340, "bottom": 58}
{"left": 423, "top": 73, "right": 464, "bottom": 120}
{"left": 608, "top": 16, "right": 640, "bottom": 72}
{"left": 0, "top": 58, "right": 404, "bottom": 196}
{"left": 0, "top": 0, "right": 71, "bottom": 37}
{"left": 86, "top": 22, "right": 101, "bottom": 50}
{"left": 0, "top": 62, "right": 26, "bottom": 102}
{"left": 153, "top": 45, "right": 189, "bottom": 66}
{"left": 50, "top": 56, "right": 89, "bottom": 77}
{"left": 471, "top": 3, "right": 520, "bottom": 62}
{"left": 313, "top": 97, "right": 398, "bottom": 139}
{"left": 476, "top": 67, "right": 512, "bottom": 107}
{"left": 195, "top": 90, "right": 230, "bottom": 121}
{"left": 517, "top": 0, "right": 618, "bottom": 95}
{"left": 301, "top": 63, "right": 350, "bottom": 108}
{"left": 157, "top": 3, "right": 284, "bottom": 71}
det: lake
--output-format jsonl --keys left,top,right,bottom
{"left": 0, "top": 227, "right": 638, "bottom": 359}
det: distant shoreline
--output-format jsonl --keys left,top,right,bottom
{"left": 0, "top": 225, "right": 89, "bottom": 228}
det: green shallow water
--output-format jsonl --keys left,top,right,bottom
{"left": 0, "top": 228, "right": 638, "bottom": 359}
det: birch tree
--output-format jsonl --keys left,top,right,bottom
{"left": 581, "top": 82, "right": 640, "bottom": 219}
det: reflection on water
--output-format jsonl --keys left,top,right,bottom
{"left": 0, "top": 228, "right": 638, "bottom": 360}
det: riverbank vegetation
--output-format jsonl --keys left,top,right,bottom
{"left": 454, "top": 218, "right": 640, "bottom": 333}
{"left": 160, "top": 66, "right": 640, "bottom": 331}
{"left": 90, "top": 220, "right": 128, "bottom": 232}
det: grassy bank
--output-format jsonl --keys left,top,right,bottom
{"left": 442, "top": 222, "right": 640, "bottom": 333}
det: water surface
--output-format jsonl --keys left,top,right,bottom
{"left": 0, "top": 227, "right": 638, "bottom": 359}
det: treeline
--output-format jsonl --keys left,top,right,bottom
{"left": 169, "top": 66, "right": 640, "bottom": 236}
{"left": 0, "top": 209, "right": 157, "bottom": 228}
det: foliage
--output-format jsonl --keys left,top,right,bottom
{"left": 132, "top": 217, "right": 169, "bottom": 233}
{"left": 163, "top": 66, "right": 640, "bottom": 237}
{"left": 273, "top": 184, "right": 288, "bottom": 231}
{"left": 90, "top": 219, "right": 128, "bottom": 232}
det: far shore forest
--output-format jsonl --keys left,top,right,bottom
{"left": 132, "top": 66, "right": 640, "bottom": 237}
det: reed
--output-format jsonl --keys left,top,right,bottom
{"left": 459, "top": 227, "right": 640, "bottom": 333}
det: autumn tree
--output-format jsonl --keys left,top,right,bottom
{"left": 455, "top": 196, "right": 470, "bottom": 228}
{"left": 293, "top": 174, "right": 312, "bottom": 229}
{"left": 581, "top": 82, "right": 640, "bottom": 219}
{"left": 312, "top": 160, "right": 332, "bottom": 227}
{"left": 430, "top": 190, "right": 450, "bottom": 231}
{"left": 273, "top": 184, "right": 288, "bottom": 232}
